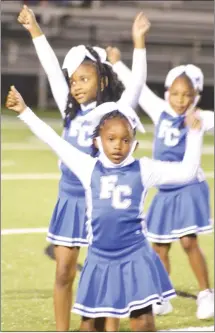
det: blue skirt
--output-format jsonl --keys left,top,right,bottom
{"left": 72, "top": 240, "right": 176, "bottom": 318}
{"left": 146, "top": 181, "right": 213, "bottom": 243}
{"left": 47, "top": 180, "right": 88, "bottom": 247}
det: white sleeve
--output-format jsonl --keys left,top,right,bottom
{"left": 113, "top": 60, "right": 166, "bottom": 125}
{"left": 18, "top": 108, "right": 95, "bottom": 188}
{"left": 199, "top": 111, "right": 214, "bottom": 131}
{"left": 118, "top": 48, "right": 147, "bottom": 109}
{"left": 139, "top": 129, "right": 204, "bottom": 188}
{"left": 32, "top": 35, "right": 69, "bottom": 118}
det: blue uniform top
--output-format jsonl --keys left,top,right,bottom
{"left": 60, "top": 109, "right": 94, "bottom": 194}
{"left": 153, "top": 111, "right": 204, "bottom": 190}
{"left": 86, "top": 160, "right": 146, "bottom": 250}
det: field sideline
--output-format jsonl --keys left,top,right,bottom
{"left": 2, "top": 113, "right": 214, "bottom": 331}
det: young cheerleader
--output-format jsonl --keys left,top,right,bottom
{"left": 106, "top": 47, "right": 214, "bottom": 319}
{"left": 6, "top": 85, "right": 204, "bottom": 332}
{"left": 17, "top": 6, "right": 149, "bottom": 331}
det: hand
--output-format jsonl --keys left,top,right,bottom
{"left": 132, "top": 12, "right": 151, "bottom": 47}
{"left": 6, "top": 86, "right": 27, "bottom": 114}
{"left": 185, "top": 111, "right": 202, "bottom": 130}
{"left": 18, "top": 5, "right": 37, "bottom": 31}
{"left": 17, "top": 5, "right": 42, "bottom": 37}
{"left": 106, "top": 46, "right": 121, "bottom": 65}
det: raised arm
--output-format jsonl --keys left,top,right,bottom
{"left": 6, "top": 87, "right": 95, "bottom": 188}
{"left": 18, "top": 5, "right": 69, "bottom": 117}
{"left": 116, "top": 12, "right": 150, "bottom": 109}
{"left": 108, "top": 48, "right": 166, "bottom": 125}
{"left": 139, "top": 113, "right": 204, "bottom": 188}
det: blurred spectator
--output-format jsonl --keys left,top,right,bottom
{"left": 23, "top": 0, "right": 49, "bottom": 5}
{"left": 23, "top": 0, "right": 94, "bottom": 8}
{"left": 57, "top": 0, "right": 93, "bottom": 8}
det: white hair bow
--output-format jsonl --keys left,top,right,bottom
{"left": 165, "top": 64, "right": 204, "bottom": 92}
{"left": 62, "top": 45, "right": 112, "bottom": 77}
{"left": 83, "top": 101, "right": 145, "bottom": 133}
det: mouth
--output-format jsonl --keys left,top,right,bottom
{"left": 111, "top": 153, "right": 124, "bottom": 162}
{"left": 75, "top": 93, "right": 86, "bottom": 102}
{"left": 175, "top": 105, "right": 186, "bottom": 112}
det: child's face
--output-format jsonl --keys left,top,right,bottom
{"left": 70, "top": 62, "right": 98, "bottom": 105}
{"left": 168, "top": 76, "right": 196, "bottom": 115}
{"left": 100, "top": 118, "right": 135, "bottom": 164}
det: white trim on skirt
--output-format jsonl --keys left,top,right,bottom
{"left": 47, "top": 232, "right": 88, "bottom": 247}
{"left": 72, "top": 290, "right": 176, "bottom": 318}
{"left": 147, "top": 224, "right": 213, "bottom": 244}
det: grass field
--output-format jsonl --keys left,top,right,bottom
{"left": 1, "top": 111, "right": 214, "bottom": 332}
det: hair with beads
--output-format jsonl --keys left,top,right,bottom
{"left": 92, "top": 110, "right": 136, "bottom": 157}
{"left": 63, "top": 46, "right": 125, "bottom": 127}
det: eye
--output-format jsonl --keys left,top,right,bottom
{"left": 108, "top": 136, "right": 114, "bottom": 141}
{"left": 71, "top": 80, "right": 76, "bottom": 86}
{"left": 81, "top": 77, "right": 88, "bottom": 83}
{"left": 184, "top": 93, "right": 192, "bottom": 98}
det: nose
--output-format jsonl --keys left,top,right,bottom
{"left": 177, "top": 95, "right": 184, "bottom": 104}
{"left": 114, "top": 141, "right": 121, "bottom": 151}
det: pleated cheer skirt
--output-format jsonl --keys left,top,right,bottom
{"left": 146, "top": 181, "right": 213, "bottom": 243}
{"left": 46, "top": 179, "right": 88, "bottom": 247}
{"left": 72, "top": 240, "right": 176, "bottom": 318}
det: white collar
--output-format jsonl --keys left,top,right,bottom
{"left": 80, "top": 101, "right": 97, "bottom": 112}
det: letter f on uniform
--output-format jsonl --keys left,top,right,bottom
{"left": 100, "top": 175, "right": 118, "bottom": 199}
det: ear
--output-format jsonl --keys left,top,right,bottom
{"left": 93, "top": 137, "right": 99, "bottom": 149}
{"left": 134, "top": 141, "right": 139, "bottom": 152}
{"left": 101, "top": 76, "right": 108, "bottom": 91}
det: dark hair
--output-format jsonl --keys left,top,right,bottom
{"left": 92, "top": 110, "right": 136, "bottom": 157}
{"left": 63, "top": 46, "right": 125, "bottom": 127}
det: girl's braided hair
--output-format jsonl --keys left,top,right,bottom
{"left": 92, "top": 110, "right": 136, "bottom": 157}
{"left": 63, "top": 46, "right": 125, "bottom": 127}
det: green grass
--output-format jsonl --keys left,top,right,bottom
{"left": 1, "top": 112, "right": 214, "bottom": 331}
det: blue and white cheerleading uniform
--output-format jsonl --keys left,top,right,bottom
{"left": 146, "top": 110, "right": 213, "bottom": 242}
{"left": 112, "top": 61, "right": 214, "bottom": 243}
{"left": 18, "top": 108, "right": 204, "bottom": 317}
{"left": 32, "top": 35, "right": 146, "bottom": 247}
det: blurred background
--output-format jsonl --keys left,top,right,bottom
{"left": 2, "top": 0, "right": 214, "bottom": 111}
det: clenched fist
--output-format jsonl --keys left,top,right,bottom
{"left": 18, "top": 5, "right": 43, "bottom": 38}
{"left": 6, "top": 86, "right": 27, "bottom": 114}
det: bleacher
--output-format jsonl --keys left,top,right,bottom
{"left": 2, "top": 0, "right": 213, "bottom": 108}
